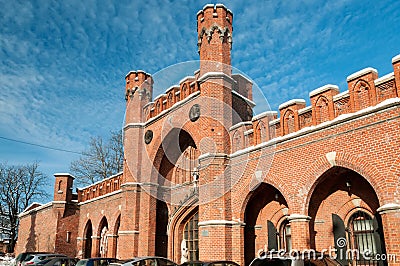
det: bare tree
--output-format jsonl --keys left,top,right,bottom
{"left": 70, "top": 130, "right": 124, "bottom": 186}
{"left": 0, "top": 162, "right": 49, "bottom": 253}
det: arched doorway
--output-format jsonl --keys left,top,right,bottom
{"left": 154, "top": 128, "right": 199, "bottom": 258}
{"left": 98, "top": 217, "right": 109, "bottom": 258}
{"left": 113, "top": 215, "right": 120, "bottom": 258}
{"left": 308, "top": 166, "right": 386, "bottom": 266}
{"left": 156, "top": 200, "right": 168, "bottom": 257}
{"left": 83, "top": 220, "right": 93, "bottom": 258}
{"left": 244, "top": 183, "right": 288, "bottom": 266}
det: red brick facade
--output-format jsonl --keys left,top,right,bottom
{"left": 16, "top": 4, "right": 400, "bottom": 266}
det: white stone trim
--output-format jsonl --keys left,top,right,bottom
{"left": 165, "top": 85, "right": 179, "bottom": 94}
{"left": 231, "top": 98, "right": 400, "bottom": 159}
{"left": 287, "top": 214, "right": 311, "bottom": 222}
{"left": 197, "top": 72, "right": 236, "bottom": 85}
{"left": 333, "top": 91, "right": 349, "bottom": 101}
{"left": 374, "top": 72, "right": 395, "bottom": 86}
{"left": 229, "top": 121, "right": 252, "bottom": 131}
{"left": 326, "top": 152, "right": 337, "bottom": 166}
{"left": 19, "top": 201, "right": 66, "bottom": 218}
{"left": 392, "top": 54, "right": 400, "bottom": 64}
{"left": 153, "top": 93, "right": 166, "bottom": 101}
{"left": 252, "top": 111, "right": 277, "bottom": 121}
{"left": 309, "top": 84, "right": 339, "bottom": 98}
{"left": 140, "top": 182, "right": 160, "bottom": 187}
{"left": 232, "top": 90, "right": 256, "bottom": 107}
{"left": 179, "top": 76, "right": 195, "bottom": 85}
{"left": 54, "top": 173, "right": 75, "bottom": 178}
{"left": 269, "top": 118, "right": 280, "bottom": 126}
{"left": 244, "top": 129, "right": 254, "bottom": 136}
{"left": 120, "top": 182, "right": 142, "bottom": 188}
{"left": 346, "top": 67, "right": 378, "bottom": 82}
{"left": 298, "top": 106, "right": 312, "bottom": 115}
{"left": 145, "top": 91, "right": 200, "bottom": 125}
{"left": 232, "top": 73, "right": 253, "bottom": 84}
{"left": 198, "top": 153, "right": 229, "bottom": 161}
{"left": 118, "top": 230, "right": 140, "bottom": 235}
{"left": 279, "top": 99, "right": 306, "bottom": 110}
{"left": 377, "top": 203, "right": 400, "bottom": 214}
{"left": 124, "top": 123, "right": 145, "bottom": 130}
{"left": 143, "top": 101, "right": 154, "bottom": 109}
{"left": 198, "top": 220, "right": 245, "bottom": 227}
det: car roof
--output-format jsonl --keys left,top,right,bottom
{"left": 181, "top": 261, "right": 239, "bottom": 265}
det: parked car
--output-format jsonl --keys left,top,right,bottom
{"left": 76, "top": 258, "right": 120, "bottom": 266}
{"left": 249, "top": 252, "right": 342, "bottom": 266}
{"left": 180, "top": 261, "right": 239, "bottom": 266}
{"left": 36, "top": 257, "right": 79, "bottom": 266}
{"left": 116, "top": 257, "right": 178, "bottom": 266}
{"left": 14, "top": 253, "right": 53, "bottom": 266}
{"left": 23, "top": 254, "right": 68, "bottom": 266}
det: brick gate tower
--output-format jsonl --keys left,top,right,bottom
{"left": 16, "top": 3, "right": 400, "bottom": 266}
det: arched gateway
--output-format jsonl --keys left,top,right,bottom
{"left": 15, "top": 4, "right": 400, "bottom": 266}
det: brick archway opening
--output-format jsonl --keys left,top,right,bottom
{"left": 83, "top": 220, "right": 93, "bottom": 259}
{"left": 113, "top": 215, "right": 120, "bottom": 258}
{"left": 153, "top": 128, "right": 199, "bottom": 259}
{"left": 308, "top": 166, "right": 384, "bottom": 264}
{"left": 244, "top": 183, "right": 288, "bottom": 266}
{"left": 98, "top": 217, "right": 109, "bottom": 258}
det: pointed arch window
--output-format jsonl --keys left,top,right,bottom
{"left": 183, "top": 212, "right": 199, "bottom": 261}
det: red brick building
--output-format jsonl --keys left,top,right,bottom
{"left": 16, "top": 4, "right": 400, "bottom": 266}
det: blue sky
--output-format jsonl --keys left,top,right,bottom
{"left": 1, "top": 0, "right": 399, "bottom": 201}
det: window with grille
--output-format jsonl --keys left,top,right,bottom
{"left": 279, "top": 220, "right": 292, "bottom": 251}
{"left": 183, "top": 212, "right": 199, "bottom": 261}
{"left": 348, "top": 211, "right": 377, "bottom": 265}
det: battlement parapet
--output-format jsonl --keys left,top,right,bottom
{"left": 77, "top": 172, "right": 122, "bottom": 203}
{"left": 230, "top": 53, "right": 400, "bottom": 154}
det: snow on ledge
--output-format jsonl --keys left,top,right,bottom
{"left": 347, "top": 67, "right": 378, "bottom": 82}
{"left": 309, "top": 84, "right": 339, "bottom": 97}
{"left": 333, "top": 91, "right": 349, "bottom": 101}
{"left": 231, "top": 97, "right": 400, "bottom": 158}
{"left": 125, "top": 70, "right": 151, "bottom": 79}
{"left": 298, "top": 106, "right": 312, "bottom": 115}
{"left": 278, "top": 99, "right": 306, "bottom": 110}
{"left": 229, "top": 121, "right": 252, "bottom": 131}
{"left": 198, "top": 219, "right": 245, "bottom": 226}
{"left": 179, "top": 76, "right": 195, "bottom": 85}
{"left": 54, "top": 173, "right": 75, "bottom": 178}
{"left": 392, "top": 54, "right": 400, "bottom": 64}
{"left": 252, "top": 111, "right": 277, "bottom": 121}
{"left": 164, "top": 85, "right": 179, "bottom": 94}
{"left": 374, "top": 72, "right": 395, "bottom": 85}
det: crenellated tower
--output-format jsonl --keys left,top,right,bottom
{"left": 124, "top": 70, "right": 153, "bottom": 124}
{"left": 197, "top": 4, "right": 233, "bottom": 75}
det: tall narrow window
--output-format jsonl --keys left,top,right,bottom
{"left": 279, "top": 220, "right": 291, "bottom": 251}
{"left": 348, "top": 211, "right": 376, "bottom": 265}
{"left": 184, "top": 212, "right": 199, "bottom": 261}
